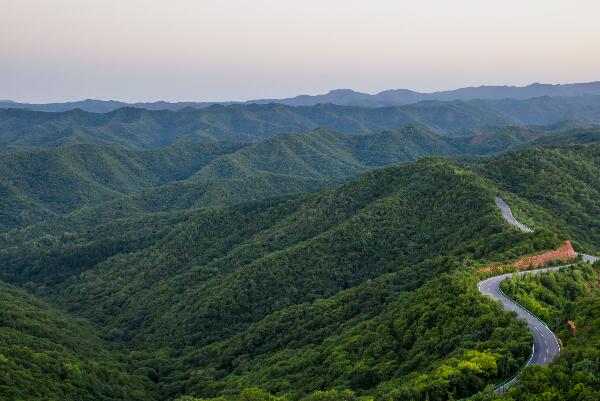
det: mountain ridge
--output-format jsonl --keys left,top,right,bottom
{"left": 3, "top": 125, "right": 587, "bottom": 235}
{"left": 3, "top": 96, "right": 600, "bottom": 151}
{"left": 2, "top": 81, "right": 600, "bottom": 112}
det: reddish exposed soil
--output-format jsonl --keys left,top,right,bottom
{"left": 478, "top": 241, "right": 577, "bottom": 272}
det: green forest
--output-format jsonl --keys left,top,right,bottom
{"left": 1, "top": 103, "right": 600, "bottom": 401}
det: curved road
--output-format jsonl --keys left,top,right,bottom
{"left": 478, "top": 267, "right": 564, "bottom": 368}
{"left": 495, "top": 197, "right": 533, "bottom": 233}
{"left": 477, "top": 197, "right": 598, "bottom": 391}
{"left": 478, "top": 266, "right": 572, "bottom": 391}
{"left": 494, "top": 196, "right": 597, "bottom": 264}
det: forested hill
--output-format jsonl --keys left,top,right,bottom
{"left": 2, "top": 95, "right": 600, "bottom": 150}
{"left": 2, "top": 143, "right": 600, "bottom": 400}
{"left": 0, "top": 156, "right": 549, "bottom": 400}
{"left": 1, "top": 125, "right": 586, "bottom": 235}
{"left": 0, "top": 279, "right": 157, "bottom": 400}
{"left": 485, "top": 263, "right": 600, "bottom": 401}
{"left": 1, "top": 122, "right": 600, "bottom": 401}
{"left": 0, "top": 142, "right": 244, "bottom": 231}
{"left": 527, "top": 127, "right": 600, "bottom": 147}
{"left": 191, "top": 126, "right": 534, "bottom": 180}
{"left": 475, "top": 144, "right": 600, "bottom": 251}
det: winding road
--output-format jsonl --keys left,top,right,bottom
{"left": 477, "top": 197, "right": 598, "bottom": 391}
{"left": 478, "top": 267, "right": 565, "bottom": 389}
{"left": 494, "top": 197, "right": 533, "bottom": 233}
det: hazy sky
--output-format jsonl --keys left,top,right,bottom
{"left": 1, "top": 0, "right": 599, "bottom": 102}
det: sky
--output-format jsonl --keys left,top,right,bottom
{"left": 1, "top": 0, "right": 599, "bottom": 103}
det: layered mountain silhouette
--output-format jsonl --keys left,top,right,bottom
{"left": 2, "top": 96, "right": 600, "bottom": 151}
{"left": 3, "top": 81, "right": 600, "bottom": 112}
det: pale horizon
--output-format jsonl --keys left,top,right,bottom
{"left": 2, "top": 0, "right": 600, "bottom": 103}
{"left": 3, "top": 80, "right": 600, "bottom": 105}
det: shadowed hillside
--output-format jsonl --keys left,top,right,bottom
{"left": 0, "top": 142, "right": 243, "bottom": 230}
{"left": 0, "top": 280, "right": 156, "bottom": 401}
{"left": 4, "top": 124, "right": 593, "bottom": 235}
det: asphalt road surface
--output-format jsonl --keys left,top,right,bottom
{"left": 479, "top": 266, "right": 566, "bottom": 367}
{"left": 478, "top": 266, "right": 570, "bottom": 391}
{"left": 495, "top": 197, "right": 533, "bottom": 233}
{"left": 479, "top": 197, "right": 597, "bottom": 391}
{"left": 496, "top": 196, "right": 598, "bottom": 264}
{"left": 580, "top": 253, "right": 599, "bottom": 264}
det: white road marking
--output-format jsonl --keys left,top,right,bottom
{"left": 480, "top": 197, "right": 591, "bottom": 394}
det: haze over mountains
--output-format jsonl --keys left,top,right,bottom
{"left": 2, "top": 81, "right": 600, "bottom": 112}
{"left": 2, "top": 95, "right": 600, "bottom": 152}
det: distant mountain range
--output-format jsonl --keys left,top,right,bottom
{"left": 2, "top": 96, "right": 600, "bottom": 151}
{"left": 2, "top": 81, "right": 600, "bottom": 112}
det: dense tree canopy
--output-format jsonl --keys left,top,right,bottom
{"left": 0, "top": 281, "right": 156, "bottom": 401}
{"left": 0, "top": 115, "right": 599, "bottom": 401}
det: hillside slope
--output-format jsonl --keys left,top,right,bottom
{"left": 194, "top": 127, "right": 462, "bottom": 180}
{"left": 0, "top": 142, "right": 243, "bottom": 230}
{"left": 481, "top": 263, "right": 600, "bottom": 401}
{"left": 0, "top": 156, "right": 561, "bottom": 400}
{"left": 0, "top": 280, "right": 156, "bottom": 401}
{"left": 1, "top": 144, "right": 600, "bottom": 400}
{"left": 56, "top": 160, "right": 532, "bottom": 343}
{"left": 0, "top": 172, "right": 330, "bottom": 247}
{"left": 0, "top": 125, "right": 547, "bottom": 235}
{"left": 475, "top": 144, "right": 600, "bottom": 251}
